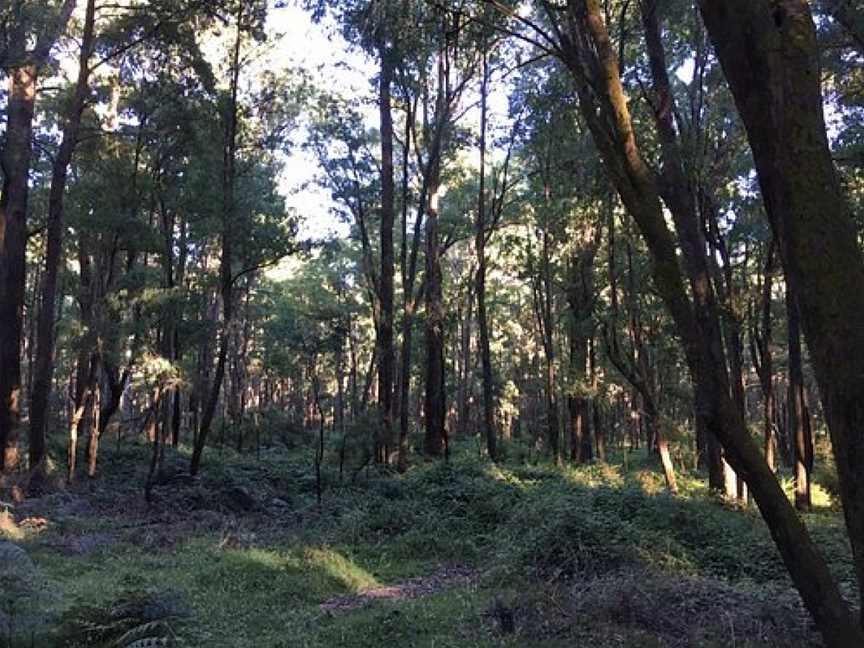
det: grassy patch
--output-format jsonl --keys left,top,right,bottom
{"left": 4, "top": 441, "right": 852, "bottom": 646}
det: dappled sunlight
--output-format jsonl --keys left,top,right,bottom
{"left": 631, "top": 469, "right": 666, "bottom": 495}
{"left": 481, "top": 462, "right": 539, "bottom": 490}
{"left": 0, "top": 510, "right": 25, "bottom": 541}
{"left": 560, "top": 462, "right": 626, "bottom": 490}
{"left": 780, "top": 477, "right": 837, "bottom": 512}
{"left": 303, "top": 547, "right": 380, "bottom": 593}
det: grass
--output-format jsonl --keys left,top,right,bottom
{"left": 0, "top": 435, "right": 854, "bottom": 647}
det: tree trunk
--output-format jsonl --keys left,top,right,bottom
{"left": 0, "top": 63, "right": 38, "bottom": 474}
{"left": 377, "top": 44, "right": 396, "bottom": 463}
{"left": 30, "top": 0, "right": 96, "bottom": 479}
{"left": 542, "top": 1, "right": 864, "bottom": 642}
{"left": 0, "top": 0, "right": 76, "bottom": 475}
{"left": 423, "top": 49, "right": 448, "bottom": 459}
{"left": 699, "top": 1, "right": 864, "bottom": 631}
{"left": 787, "top": 285, "right": 812, "bottom": 512}
{"left": 566, "top": 234, "right": 597, "bottom": 464}
{"left": 646, "top": 399, "right": 678, "bottom": 494}
{"left": 751, "top": 243, "right": 777, "bottom": 472}
{"left": 423, "top": 158, "right": 447, "bottom": 457}
{"left": 476, "top": 50, "right": 497, "bottom": 461}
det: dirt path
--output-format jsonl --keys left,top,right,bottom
{"left": 320, "top": 565, "right": 478, "bottom": 613}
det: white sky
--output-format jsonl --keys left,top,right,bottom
{"left": 265, "top": 4, "right": 375, "bottom": 241}
{"left": 263, "top": 3, "right": 512, "bottom": 243}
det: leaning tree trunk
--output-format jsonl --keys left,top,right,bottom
{"left": 644, "top": 397, "right": 677, "bottom": 494}
{"left": 698, "top": 0, "right": 864, "bottom": 631}
{"left": 533, "top": 1, "right": 864, "bottom": 643}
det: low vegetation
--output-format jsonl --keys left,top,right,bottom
{"left": 1, "top": 436, "right": 852, "bottom": 647}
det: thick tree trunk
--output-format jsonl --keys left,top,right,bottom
{"left": 0, "top": 0, "right": 76, "bottom": 475}
{"left": 699, "top": 0, "right": 864, "bottom": 632}
{"left": 566, "top": 236, "right": 596, "bottom": 464}
{"left": 0, "top": 64, "right": 38, "bottom": 474}
{"left": 542, "top": 1, "right": 864, "bottom": 643}
{"left": 423, "top": 163, "right": 447, "bottom": 457}
{"left": 422, "top": 48, "right": 448, "bottom": 459}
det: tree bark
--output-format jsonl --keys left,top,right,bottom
{"left": 787, "top": 284, "right": 812, "bottom": 512}
{"left": 422, "top": 46, "right": 448, "bottom": 459}
{"left": 750, "top": 243, "right": 777, "bottom": 471}
{"left": 566, "top": 231, "right": 597, "bottom": 464}
{"left": 423, "top": 148, "right": 447, "bottom": 457}
{"left": 698, "top": 0, "right": 864, "bottom": 631}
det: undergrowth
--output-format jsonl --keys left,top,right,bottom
{"left": 0, "top": 435, "right": 852, "bottom": 647}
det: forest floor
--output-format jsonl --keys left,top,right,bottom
{"left": 0, "top": 438, "right": 854, "bottom": 647}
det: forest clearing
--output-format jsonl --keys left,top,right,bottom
{"left": 2, "top": 0, "right": 864, "bottom": 646}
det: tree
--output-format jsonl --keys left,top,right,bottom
{"left": 28, "top": 0, "right": 97, "bottom": 483}
{"left": 0, "top": 0, "right": 76, "bottom": 475}
{"left": 482, "top": 0, "right": 864, "bottom": 642}
{"left": 698, "top": 0, "right": 864, "bottom": 633}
